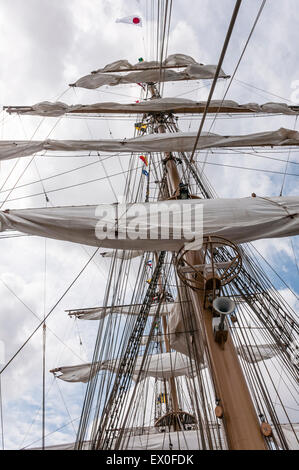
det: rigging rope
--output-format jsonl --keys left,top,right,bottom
{"left": 0, "top": 154, "right": 125, "bottom": 195}
{"left": 90, "top": 251, "right": 166, "bottom": 450}
{"left": 290, "top": 238, "right": 299, "bottom": 276}
{"left": 0, "top": 165, "right": 144, "bottom": 204}
{"left": 0, "top": 277, "right": 85, "bottom": 362}
{"left": 0, "top": 248, "right": 100, "bottom": 377}
{"left": 200, "top": 0, "right": 267, "bottom": 173}
{"left": 42, "top": 235, "right": 47, "bottom": 450}
{"left": 250, "top": 244, "right": 298, "bottom": 300}
{"left": 206, "top": 0, "right": 267, "bottom": 133}
{"left": 189, "top": 0, "right": 243, "bottom": 163}
{"left": 0, "top": 87, "right": 70, "bottom": 209}
{"left": 235, "top": 78, "right": 293, "bottom": 103}
{"left": 280, "top": 115, "right": 298, "bottom": 196}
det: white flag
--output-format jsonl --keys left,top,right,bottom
{"left": 116, "top": 15, "right": 142, "bottom": 27}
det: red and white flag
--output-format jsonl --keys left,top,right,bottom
{"left": 116, "top": 15, "right": 142, "bottom": 27}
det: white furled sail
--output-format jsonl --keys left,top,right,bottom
{"left": 5, "top": 99, "right": 299, "bottom": 117}
{"left": 100, "top": 250, "right": 143, "bottom": 259}
{"left": 30, "top": 429, "right": 202, "bottom": 450}
{"left": 51, "top": 363, "right": 96, "bottom": 383}
{"left": 69, "top": 66, "right": 228, "bottom": 89}
{"left": 168, "top": 294, "right": 194, "bottom": 357}
{"left": 121, "top": 430, "right": 202, "bottom": 450}
{"left": 0, "top": 197, "right": 298, "bottom": 250}
{"left": 51, "top": 352, "right": 199, "bottom": 383}
{"left": 93, "top": 54, "right": 198, "bottom": 72}
{"left": 140, "top": 334, "right": 163, "bottom": 345}
{"left": 1, "top": 128, "right": 299, "bottom": 161}
{"left": 69, "top": 60, "right": 228, "bottom": 89}
{"left": 236, "top": 344, "right": 280, "bottom": 363}
{"left": 28, "top": 425, "right": 299, "bottom": 450}
{"left": 30, "top": 441, "right": 91, "bottom": 450}
{"left": 67, "top": 302, "right": 174, "bottom": 320}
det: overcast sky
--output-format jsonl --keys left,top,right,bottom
{"left": 0, "top": 0, "right": 298, "bottom": 449}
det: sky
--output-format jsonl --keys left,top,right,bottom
{"left": 0, "top": 0, "right": 298, "bottom": 449}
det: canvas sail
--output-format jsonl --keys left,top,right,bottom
{"left": 69, "top": 64, "right": 228, "bottom": 89}
{"left": 236, "top": 344, "right": 280, "bottom": 363}
{"left": 0, "top": 197, "right": 298, "bottom": 250}
{"left": 67, "top": 302, "right": 174, "bottom": 320}
{"left": 93, "top": 53, "right": 199, "bottom": 72}
{"left": 6, "top": 99, "right": 299, "bottom": 117}
{"left": 51, "top": 352, "right": 199, "bottom": 383}
{"left": 1, "top": 127, "right": 299, "bottom": 160}
{"left": 29, "top": 429, "right": 203, "bottom": 450}
{"left": 100, "top": 250, "right": 143, "bottom": 259}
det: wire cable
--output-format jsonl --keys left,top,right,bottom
{"left": 0, "top": 248, "right": 100, "bottom": 376}
{"left": 189, "top": 0, "right": 243, "bottom": 163}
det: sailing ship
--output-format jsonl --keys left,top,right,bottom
{"left": 0, "top": 1, "right": 298, "bottom": 451}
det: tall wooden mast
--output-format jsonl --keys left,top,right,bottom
{"left": 189, "top": 283, "right": 267, "bottom": 449}
{"left": 150, "top": 85, "right": 267, "bottom": 450}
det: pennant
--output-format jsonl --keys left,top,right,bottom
{"left": 139, "top": 155, "right": 148, "bottom": 166}
{"left": 116, "top": 15, "right": 142, "bottom": 27}
{"left": 142, "top": 169, "right": 149, "bottom": 177}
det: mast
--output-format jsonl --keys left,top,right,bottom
{"left": 150, "top": 82, "right": 195, "bottom": 433}
{"left": 165, "top": 140, "right": 267, "bottom": 450}
{"left": 189, "top": 283, "right": 267, "bottom": 449}
{"left": 148, "top": 82, "right": 267, "bottom": 449}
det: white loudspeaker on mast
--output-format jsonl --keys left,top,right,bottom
{"left": 212, "top": 297, "right": 235, "bottom": 345}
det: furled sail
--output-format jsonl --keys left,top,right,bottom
{"left": 140, "top": 334, "right": 163, "bottom": 345}
{"left": 30, "top": 429, "right": 203, "bottom": 450}
{"left": 5, "top": 99, "right": 299, "bottom": 117}
{"left": 69, "top": 65, "right": 229, "bottom": 89}
{"left": 0, "top": 197, "right": 298, "bottom": 250}
{"left": 1, "top": 128, "right": 299, "bottom": 161}
{"left": 49, "top": 345, "right": 284, "bottom": 382}
{"left": 168, "top": 293, "right": 194, "bottom": 357}
{"left": 236, "top": 344, "right": 280, "bottom": 363}
{"left": 51, "top": 352, "right": 199, "bottom": 383}
{"left": 100, "top": 250, "right": 143, "bottom": 259}
{"left": 93, "top": 53, "right": 199, "bottom": 73}
{"left": 67, "top": 302, "right": 174, "bottom": 320}
{"left": 114, "top": 429, "right": 203, "bottom": 450}
{"left": 27, "top": 425, "right": 299, "bottom": 450}
{"left": 30, "top": 441, "right": 92, "bottom": 451}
